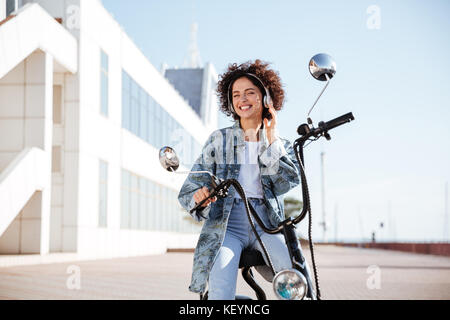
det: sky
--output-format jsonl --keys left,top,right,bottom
{"left": 102, "top": 0, "right": 450, "bottom": 242}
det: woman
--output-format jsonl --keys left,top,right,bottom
{"left": 178, "top": 59, "right": 301, "bottom": 300}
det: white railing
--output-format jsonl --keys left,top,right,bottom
{"left": 0, "top": 3, "right": 77, "bottom": 79}
{"left": 0, "top": 147, "right": 46, "bottom": 236}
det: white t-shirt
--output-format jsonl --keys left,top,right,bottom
{"left": 235, "top": 141, "right": 264, "bottom": 199}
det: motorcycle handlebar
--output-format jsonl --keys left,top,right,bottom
{"left": 190, "top": 179, "right": 283, "bottom": 234}
{"left": 317, "top": 112, "right": 354, "bottom": 134}
{"left": 191, "top": 111, "right": 355, "bottom": 229}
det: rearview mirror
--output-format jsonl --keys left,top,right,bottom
{"left": 159, "top": 146, "right": 180, "bottom": 172}
{"left": 309, "top": 53, "right": 336, "bottom": 81}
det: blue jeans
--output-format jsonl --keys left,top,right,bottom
{"left": 208, "top": 198, "right": 292, "bottom": 300}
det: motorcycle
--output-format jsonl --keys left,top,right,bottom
{"left": 159, "top": 53, "right": 354, "bottom": 300}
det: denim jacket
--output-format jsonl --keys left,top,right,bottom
{"left": 178, "top": 120, "right": 301, "bottom": 294}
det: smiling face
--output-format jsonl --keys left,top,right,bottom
{"left": 231, "top": 76, "right": 264, "bottom": 121}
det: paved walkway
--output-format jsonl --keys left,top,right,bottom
{"left": 0, "top": 245, "right": 449, "bottom": 300}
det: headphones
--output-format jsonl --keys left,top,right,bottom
{"left": 227, "top": 73, "right": 273, "bottom": 116}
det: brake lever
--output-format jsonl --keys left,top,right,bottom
{"left": 189, "top": 177, "right": 229, "bottom": 217}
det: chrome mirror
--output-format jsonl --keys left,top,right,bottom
{"left": 159, "top": 146, "right": 180, "bottom": 172}
{"left": 309, "top": 53, "right": 336, "bottom": 81}
{"left": 307, "top": 53, "right": 336, "bottom": 117}
{"left": 158, "top": 146, "right": 215, "bottom": 178}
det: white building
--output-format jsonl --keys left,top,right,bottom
{"left": 0, "top": 0, "right": 218, "bottom": 261}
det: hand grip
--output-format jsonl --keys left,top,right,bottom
{"left": 319, "top": 112, "right": 354, "bottom": 132}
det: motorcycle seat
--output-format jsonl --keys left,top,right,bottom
{"left": 239, "top": 249, "right": 266, "bottom": 268}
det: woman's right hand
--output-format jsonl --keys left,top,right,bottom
{"left": 193, "top": 187, "right": 217, "bottom": 208}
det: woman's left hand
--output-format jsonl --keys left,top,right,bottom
{"left": 264, "top": 104, "right": 278, "bottom": 145}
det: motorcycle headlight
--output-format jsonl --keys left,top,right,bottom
{"left": 273, "top": 269, "right": 308, "bottom": 300}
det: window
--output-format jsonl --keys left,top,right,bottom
{"left": 146, "top": 96, "right": 152, "bottom": 144}
{"left": 130, "top": 81, "right": 140, "bottom": 135}
{"left": 169, "top": 190, "right": 176, "bottom": 232}
{"left": 122, "top": 72, "right": 131, "bottom": 130}
{"left": 168, "top": 116, "right": 174, "bottom": 145}
{"left": 162, "top": 110, "right": 168, "bottom": 147}
{"left": 53, "top": 85, "right": 63, "bottom": 124}
{"left": 99, "top": 160, "right": 108, "bottom": 228}
{"left": 155, "top": 184, "right": 162, "bottom": 230}
{"left": 147, "top": 97, "right": 155, "bottom": 145}
{"left": 119, "top": 169, "right": 201, "bottom": 233}
{"left": 121, "top": 170, "right": 130, "bottom": 229}
{"left": 148, "top": 181, "right": 156, "bottom": 230}
{"left": 119, "top": 70, "right": 203, "bottom": 172}
{"left": 6, "top": 0, "right": 18, "bottom": 16}
{"left": 100, "top": 50, "right": 109, "bottom": 117}
{"left": 146, "top": 182, "right": 152, "bottom": 230}
{"left": 155, "top": 104, "right": 162, "bottom": 147}
{"left": 139, "top": 178, "right": 147, "bottom": 230}
{"left": 162, "top": 187, "right": 168, "bottom": 231}
{"left": 140, "top": 90, "right": 148, "bottom": 141}
{"left": 130, "top": 174, "right": 139, "bottom": 229}
{"left": 52, "top": 146, "right": 62, "bottom": 173}
{"left": 4, "top": 0, "right": 24, "bottom": 18}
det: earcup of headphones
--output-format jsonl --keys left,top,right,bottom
{"left": 263, "top": 90, "right": 272, "bottom": 108}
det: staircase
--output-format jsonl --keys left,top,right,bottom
{"left": 0, "top": 148, "right": 46, "bottom": 237}
{"left": 0, "top": 3, "right": 77, "bottom": 79}
{"left": 0, "top": 3, "right": 77, "bottom": 254}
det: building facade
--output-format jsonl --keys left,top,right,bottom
{"left": 0, "top": 0, "right": 218, "bottom": 260}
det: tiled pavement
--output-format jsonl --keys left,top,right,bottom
{"left": 0, "top": 245, "right": 449, "bottom": 300}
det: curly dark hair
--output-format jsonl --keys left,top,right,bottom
{"left": 216, "top": 59, "right": 285, "bottom": 120}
